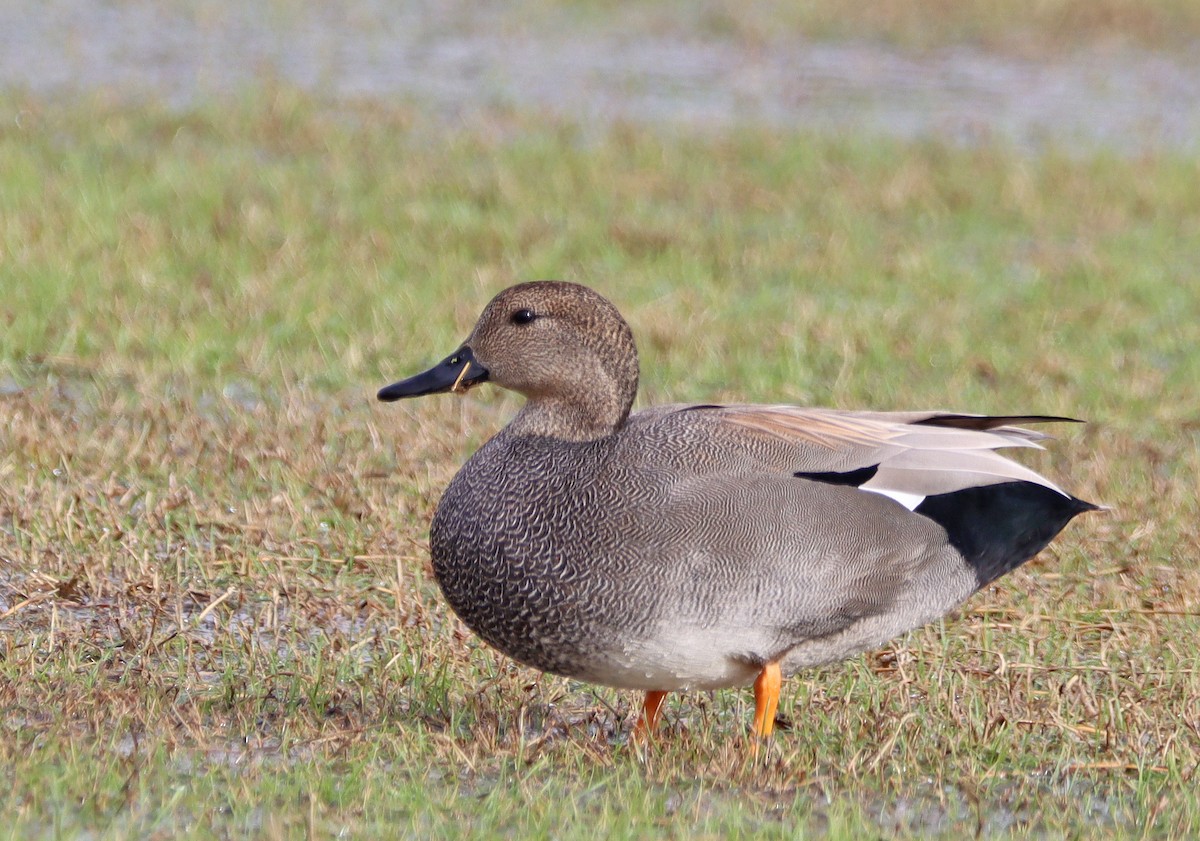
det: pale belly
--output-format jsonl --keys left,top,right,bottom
{"left": 571, "top": 627, "right": 767, "bottom": 691}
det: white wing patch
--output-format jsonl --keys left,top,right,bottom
{"left": 862, "top": 487, "right": 926, "bottom": 510}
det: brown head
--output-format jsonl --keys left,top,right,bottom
{"left": 378, "top": 281, "right": 640, "bottom": 441}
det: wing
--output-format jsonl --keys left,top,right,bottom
{"left": 638, "top": 404, "right": 1078, "bottom": 510}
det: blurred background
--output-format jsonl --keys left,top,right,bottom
{"left": 4, "top": 0, "right": 1200, "bottom": 149}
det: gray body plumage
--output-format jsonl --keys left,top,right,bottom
{"left": 432, "top": 406, "right": 977, "bottom": 691}
{"left": 381, "top": 281, "right": 1096, "bottom": 696}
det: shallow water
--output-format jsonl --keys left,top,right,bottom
{"left": 2, "top": 0, "right": 1199, "bottom": 151}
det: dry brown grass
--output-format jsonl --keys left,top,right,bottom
{"left": 4, "top": 365, "right": 1199, "bottom": 836}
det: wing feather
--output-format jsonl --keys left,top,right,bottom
{"left": 675, "top": 404, "right": 1073, "bottom": 500}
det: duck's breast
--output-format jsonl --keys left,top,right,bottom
{"left": 429, "top": 432, "right": 666, "bottom": 677}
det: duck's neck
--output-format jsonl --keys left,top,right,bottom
{"left": 508, "top": 372, "right": 637, "bottom": 442}
{"left": 507, "top": 400, "right": 618, "bottom": 441}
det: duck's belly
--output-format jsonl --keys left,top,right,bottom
{"left": 444, "top": 592, "right": 766, "bottom": 691}
{"left": 567, "top": 626, "right": 766, "bottom": 692}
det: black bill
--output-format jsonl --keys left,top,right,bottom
{"left": 377, "top": 346, "right": 490, "bottom": 401}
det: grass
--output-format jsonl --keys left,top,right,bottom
{"left": 2, "top": 89, "right": 1200, "bottom": 838}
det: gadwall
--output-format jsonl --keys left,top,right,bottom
{"left": 379, "top": 281, "right": 1096, "bottom": 746}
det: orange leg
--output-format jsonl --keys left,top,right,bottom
{"left": 751, "top": 662, "right": 782, "bottom": 757}
{"left": 634, "top": 690, "right": 668, "bottom": 741}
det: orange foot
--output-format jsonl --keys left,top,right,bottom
{"left": 751, "top": 661, "right": 782, "bottom": 759}
{"left": 633, "top": 690, "right": 668, "bottom": 743}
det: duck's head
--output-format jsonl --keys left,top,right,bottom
{"left": 378, "top": 281, "right": 640, "bottom": 441}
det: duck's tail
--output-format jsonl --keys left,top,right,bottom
{"left": 913, "top": 481, "right": 1101, "bottom": 589}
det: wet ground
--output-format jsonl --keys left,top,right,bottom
{"left": 2, "top": 0, "right": 1199, "bottom": 152}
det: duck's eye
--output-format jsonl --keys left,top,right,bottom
{"left": 511, "top": 308, "right": 537, "bottom": 325}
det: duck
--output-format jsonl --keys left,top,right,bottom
{"left": 378, "top": 280, "right": 1097, "bottom": 747}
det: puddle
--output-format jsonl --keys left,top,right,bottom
{"left": 2, "top": 1, "right": 1199, "bottom": 151}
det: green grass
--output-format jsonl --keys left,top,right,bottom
{"left": 3, "top": 90, "right": 1200, "bottom": 838}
